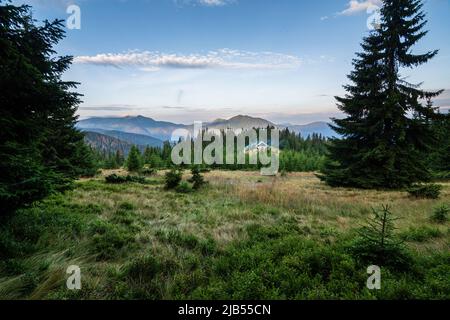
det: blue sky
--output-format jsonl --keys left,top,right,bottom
{"left": 14, "top": 0, "right": 450, "bottom": 124}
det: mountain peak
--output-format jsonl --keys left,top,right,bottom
{"left": 230, "top": 115, "right": 251, "bottom": 120}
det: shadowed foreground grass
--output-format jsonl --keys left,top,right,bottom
{"left": 0, "top": 170, "right": 449, "bottom": 299}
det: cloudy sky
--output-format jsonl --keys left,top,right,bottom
{"left": 14, "top": 0, "right": 450, "bottom": 124}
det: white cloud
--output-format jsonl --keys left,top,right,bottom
{"left": 339, "top": 0, "right": 382, "bottom": 16}
{"left": 198, "top": 0, "right": 231, "bottom": 6}
{"left": 175, "top": 0, "right": 235, "bottom": 7}
{"left": 74, "top": 49, "right": 302, "bottom": 71}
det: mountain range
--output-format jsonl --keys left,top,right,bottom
{"left": 78, "top": 115, "right": 336, "bottom": 155}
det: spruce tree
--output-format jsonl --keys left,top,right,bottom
{"left": 322, "top": 0, "right": 442, "bottom": 189}
{"left": 189, "top": 166, "right": 206, "bottom": 190}
{"left": 0, "top": 2, "right": 95, "bottom": 216}
{"left": 115, "top": 150, "right": 125, "bottom": 168}
{"left": 126, "top": 146, "right": 143, "bottom": 172}
{"left": 350, "top": 205, "right": 410, "bottom": 269}
{"left": 321, "top": 33, "right": 387, "bottom": 188}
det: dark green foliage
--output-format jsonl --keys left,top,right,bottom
{"left": 164, "top": 168, "right": 183, "bottom": 190}
{"left": 71, "top": 144, "right": 101, "bottom": 177}
{"left": 321, "top": 0, "right": 442, "bottom": 189}
{"left": 105, "top": 174, "right": 127, "bottom": 184}
{"left": 126, "top": 145, "right": 143, "bottom": 172}
{"left": 428, "top": 109, "right": 450, "bottom": 176}
{"left": 105, "top": 174, "right": 147, "bottom": 184}
{"left": 189, "top": 167, "right": 206, "bottom": 190}
{"left": 348, "top": 205, "right": 411, "bottom": 270}
{"left": 175, "top": 224, "right": 449, "bottom": 300}
{"left": 431, "top": 205, "right": 449, "bottom": 223}
{"left": 96, "top": 128, "right": 329, "bottom": 173}
{"left": 0, "top": 194, "right": 89, "bottom": 260}
{"left": 407, "top": 184, "right": 442, "bottom": 199}
{"left": 95, "top": 150, "right": 125, "bottom": 170}
{"left": 0, "top": 2, "right": 95, "bottom": 215}
{"left": 280, "top": 150, "right": 326, "bottom": 172}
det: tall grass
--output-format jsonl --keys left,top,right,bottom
{"left": 0, "top": 171, "right": 448, "bottom": 299}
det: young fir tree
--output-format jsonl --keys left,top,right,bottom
{"left": 321, "top": 0, "right": 442, "bottom": 189}
{"left": 189, "top": 166, "right": 206, "bottom": 190}
{"left": 350, "top": 205, "right": 410, "bottom": 269}
{"left": 0, "top": 2, "right": 95, "bottom": 215}
{"left": 115, "top": 150, "right": 125, "bottom": 168}
{"left": 126, "top": 146, "right": 143, "bottom": 172}
{"left": 143, "top": 147, "right": 153, "bottom": 165}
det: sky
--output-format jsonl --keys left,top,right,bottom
{"left": 12, "top": 0, "right": 450, "bottom": 124}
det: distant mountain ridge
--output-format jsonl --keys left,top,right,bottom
{"left": 77, "top": 115, "right": 337, "bottom": 144}
{"left": 83, "top": 131, "right": 142, "bottom": 156}
{"left": 77, "top": 115, "right": 187, "bottom": 141}
{"left": 206, "top": 115, "right": 276, "bottom": 130}
{"left": 284, "top": 122, "right": 337, "bottom": 138}
{"left": 80, "top": 128, "right": 163, "bottom": 147}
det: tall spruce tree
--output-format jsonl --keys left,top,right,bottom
{"left": 0, "top": 2, "right": 95, "bottom": 216}
{"left": 126, "top": 146, "right": 143, "bottom": 172}
{"left": 321, "top": 0, "right": 442, "bottom": 189}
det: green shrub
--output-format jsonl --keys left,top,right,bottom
{"left": 105, "top": 174, "right": 147, "bottom": 184}
{"left": 164, "top": 169, "right": 183, "bottom": 189}
{"left": 189, "top": 167, "right": 206, "bottom": 190}
{"left": 105, "top": 174, "right": 127, "bottom": 184}
{"left": 0, "top": 199, "right": 85, "bottom": 259}
{"left": 347, "top": 205, "right": 412, "bottom": 270}
{"left": 432, "top": 171, "right": 450, "bottom": 181}
{"left": 407, "top": 184, "right": 442, "bottom": 199}
{"left": 126, "top": 146, "right": 143, "bottom": 172}
{"left": 176, "top": 181, "right": 193, "bottom": 194}
{"left": 431, "top": 204, "right": 449, "bottom": 223}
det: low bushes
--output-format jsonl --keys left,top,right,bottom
{"left": 189, "top": 167, "right": 207, "bottom": 190}
{"left": 165, "top": 167, "right": 207, "bottom": 192}
{"left": 407, "top": 184, "right": 442, "bottom": 199}
{"left": 105, "top": 174, "right": 147, "bottom": 184}
{"left": 164, "top": 169, "right": 183, "bottom": 190}
{"left": 431, "top": 204, "right": 449, "bottom": 223}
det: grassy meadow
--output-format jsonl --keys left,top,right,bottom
{"left": 0, "top": 170, "right": 449, "bottom": 300}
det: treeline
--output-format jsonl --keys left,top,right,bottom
{"left": 94, "top": 128, "right": 329, "bottom": 173}
{"left": 92, "top": 142, "right": 173, "bottom": 170}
